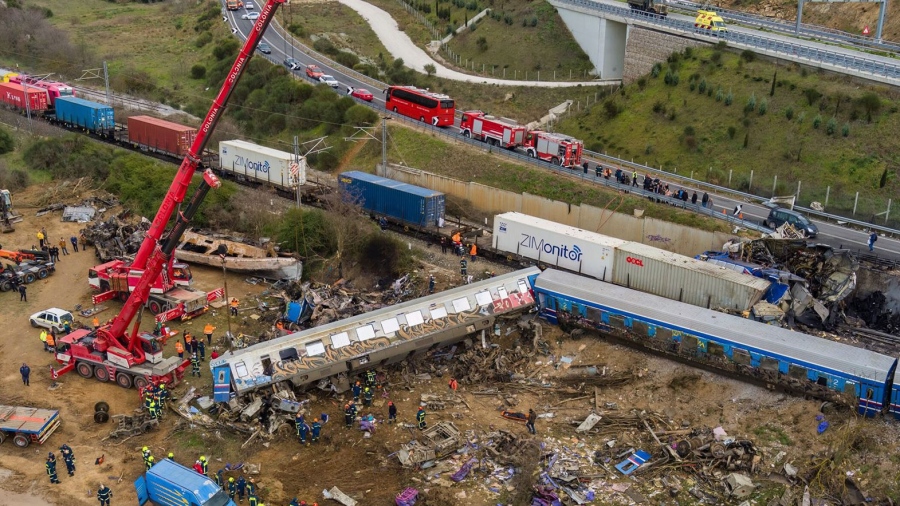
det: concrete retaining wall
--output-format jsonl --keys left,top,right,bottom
{"left": 622, "top": 26, "right": 706, "bottom": 84}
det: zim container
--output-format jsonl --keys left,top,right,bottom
{"left": 218, "top": 139, "right": 304, "bottom": 188}
{"left": 127, "top": 116, "right": 197, "bottom": 158}
{"left": 54, "top": 97, "right": 114, "bottom": 132}
{"left": 338, "top": 171, "right": 445, "bottom": 228}
{"left": 0, "top": 82, "right": 49, "bottom": 112}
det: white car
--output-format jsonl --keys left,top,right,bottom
{"left": 245, "top": 1, "right": 255, "bottom": 9}
{"left": 30, "top": 308, "right": 74, "bottom": 333}
{"left": 319, "top": 75, "right": 339, "bottom": 88}
{"left": 241, "top": 12, "right": 259, "bottom": 20}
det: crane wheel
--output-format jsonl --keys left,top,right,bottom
{"left": 77, "top": 363, "right": 94, "bottom": 378}
{"left": 94, "top": 367, "right": 110, "bottom": 382}
{"left": 134, "top": 376, "right": 150, "bottom": 391}
{"left": 148, "top": 301, "right": 162, "bottom": 314}
{"left": 93, "top": 411, "right": 110, "bottom": 424}
{"left": 23, "top": 272, "right": 36, "bottom": 284}
{"left": 115, "top": 373, "right": 133, "bottom": 389}
{"left": 0, "top": 281, "right": 11, "bottom": 292}
{"left": 38, "top": 268, "right": 49, "bottom": 279}
{"left": 94, "top": 401, "right": 110, "bottom": 413}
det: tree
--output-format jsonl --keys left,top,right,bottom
{"left": 190, "top": 64, "right": 206, "bottom": 80}
{"left": 424, "top": 63, "right": 436, "bottom": 77}
{"left": 857, "top": 92, "right": 881, "bottom": 123}
{"left": 0, "top": 127, "right": 13, "bottom": 155}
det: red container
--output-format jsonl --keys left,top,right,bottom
{"left": 127, "top": 115, "right": 198, "bottom": 158}
{"left": 0, "top": 82, "right": 49, "bottom": 112}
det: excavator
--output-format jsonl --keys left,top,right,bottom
{"left": 51, "top": 0, "right": 288, "bottom": 389}
{"left": 0, "top": 246, "right": 54, "bottom": 292}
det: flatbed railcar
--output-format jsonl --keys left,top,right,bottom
{"left": 210, "top": 267, "right": 540, "bottom": 400}
{"left": 532, "top": 268, "right": 900, "bottom": 420}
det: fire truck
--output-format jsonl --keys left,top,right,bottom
{"left": 51, "top": 0, "right": 288, "bottom": 390}
{"left": 226, "top": 0, "right": 244, "bottom": 10}
{"left": 459, "top": 111, "right": 527, "bottom": 149}
{"left": 523, "top": 130, "right": 584, "bottom": 168}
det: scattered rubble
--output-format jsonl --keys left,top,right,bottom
{"left": 81, "top": 212, "right": 148, "bottom": 262}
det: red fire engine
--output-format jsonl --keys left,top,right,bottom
{"left": 459, "top": 111, "right": 527, "bottom": 149}
{"left": 524, "top": 130, "right": 583, "bottom": 168}
{"left": 50, "top": 0, "right": 288, "bottom": 390}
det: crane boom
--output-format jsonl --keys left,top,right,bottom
{"left": 106, "top": 0, "right": 287, "bottom": 345}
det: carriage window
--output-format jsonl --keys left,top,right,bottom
{"left": 788, "top": 364, "right": 807, "bottom": 379}
{"left": 866, "top": 388, "right": 874, "bottom": 400}
{"left": 430, "top": 307, "right": 448, "bottom": 320}
{"left": 517, "top": 281, "right": 529, "bottom": 294}
{"left": 816, "top": 375, "right": 828, "bottom": 386}
{"left": 356, "top": 325, "right": 376, "bottom": 341}
{"left": 497, "top": 287, "right": 508, "bottom": 299}
{"left": 381, "top": 317, "right": 401, "bottom": 334}
{"left": 331, "top": 332, "right": 351, "bottom": 349}
{"left": 732, "top": 348, "right": 751, "bottom": 366}
{"left": 760, "top": 357, "right": 779, "bottom": 372}
{"left": 452, "top": 297, "right": 471, "bottom": 312}
{"left": 707, "top": 342, "right": 725, "bottom": 357}
{"left": 474, "top": 291, "right": 493, "bottom": 307}
{"left": 405, "top": 311, "right": 425, "bottom": 327}
{"left": 234, "top": 361, "right": 249, "bottom": 378}
{"left": 306, "top": 340, "right": 326, "bottom": 357}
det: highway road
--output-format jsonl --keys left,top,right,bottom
{"left": 224, "top": 3, "right": 900, "bottom": 264}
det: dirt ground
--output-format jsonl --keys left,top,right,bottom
{"left": 2, "top": 185, "right": 900, "bottom": 506}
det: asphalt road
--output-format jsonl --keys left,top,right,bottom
{"left": 224, "top": 4, "right": 900, "bottom": 264}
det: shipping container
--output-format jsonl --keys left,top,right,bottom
{"left": 338, "top": 171, "right": 445, "bottom": 228}
{"left": 218, "top": 139, "right": 305, "bottom": 189}
{"left": 53, "top": 97, "right": 114, "bottom": 133}
{"left": 611, "top": 242, "right": 770, "bottom": 312}
{"left": 128, "top": 115, "right": 197, "bottom": 158}
{"left": 0, "top": 82, "right": 49, "bottom": 112}
{"left": 492, "top": 212, "right": 623, "bottom": 282}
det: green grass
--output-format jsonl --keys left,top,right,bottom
{"left": 753, "top": 424, "right": 793, "bottom": 446}
{"left": 559, "top": 47, "right": 900, "bottom": 226}
{"left": 348, "top": 123, "right": 730, "bottom": 232}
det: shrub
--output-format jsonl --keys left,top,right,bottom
{"left": 784, "top": 107, "right": 794, "bottom": 120}
{"left": 650, "top": 63, "right": 661, "bottom": 78}
{"left": 710, "top": 51, "right": 722, "bottom": 64}
{"left": 796, "top": 112, "right": 805, "bottom": 124}
{"left": 856, "top": 92, "right": 881, "bottom": 122}
{"left": 724, "top": 91, "right": 733, "bottom": 106}
{"left": 758, "top": 98, "right": 767, "bottom": 115}
{"left": 803, "top": 88, "right": 822, "bottom": 106}
{"left": 664, "top": 69, "right": 679, "bottom": 86}
{"left": 0, "top": 127, "right": 13, "bottom": 155}
{"left": 727, "top": 125, "right": 736, "bottom": 139}
{"left": 689, "top": 81, "right": 696, "bottom": 91}
{"left": 842, "top": 123, "right": 850, "bottom": 137}
{"left": 740, "top": 50, "right": 756, "bottom": 62}
{"left": 652, "top": 101, "right": 665, "bottom": 114}
{"left": 637, "top": 77, "right": 647, "bottom": 90}
{"left": 287, "top": 23, "right": 306, "bottom": 38}
{"left": 744, "top": 94, "right": 756, "bottom": 113}
{"left": 530, "top": 16, "right": 538, "bottom": 27}
{"left": 604, "top": 98, "right": 624, "bottom": 119}
{"left": 684, "top": 47, "right": 694, "bottom": 59}
{"left": 190, "top": 64, "right": 206, "bottom": 79}
{"left": 195, "top": 31, "right": 213, "bottom": 48}
{"left": 476, "top": 36, "right": 488, "bottom": 52}
{"left": 825, "top": 117, "right": 837, "bottom": 135}
{"left": 715, "top": 87, "right": 724, "bottom": 102}
{"left": 313, "top": 38, "right": 338, "bottom": 56}
{"left": 812, "top": 114, "right": 822, "bottom": 129}
{"left": 684, "top": 125, "right": 696, "bottom": 136}
{"left": 698, "top": 79, "right": 707, "bottom": 94}
{"left": 335, "top": 51, "right": 360, "bottom": 68}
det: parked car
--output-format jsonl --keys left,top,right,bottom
{"left": 30, "top": 308, "right": 74, "bottom": 333}
{"left": 245, "top": 1, "right": 255, "bottom": 9}
{"left": 257, "top": 43, "right": 272, "bottom": 54}
{"left": 348, "top": 87, "right": 374, "bottom": 102}
{"left": 319, "top": 75, "right": 339, "bottom": 88}
{"left": 305, "top": 64, "right": 324, "bottom": 79}
{"left": 283, "top": 58, "right": 301, "bottom": 70}
{"left": 763, "top": 207, "right": 818, "bottom": 238}
{"left": 241, "top": 12, "right": 259, "bottom": 20}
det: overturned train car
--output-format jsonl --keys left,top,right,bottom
{"left": 210, "top": 267, "right": 541, "bottom": 400}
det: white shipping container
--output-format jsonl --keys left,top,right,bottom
{"left": 611, "top": 242, "right": 770, "bottom": 312}
{"left": 492, "top": 212, "right": 623, "bottom": 282}
{"left": 218, "top": 139, "right": 306, "bottom": 188}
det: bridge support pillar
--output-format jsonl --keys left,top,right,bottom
{"left": 554, "top": 5, "right": 627, "bottom": 80}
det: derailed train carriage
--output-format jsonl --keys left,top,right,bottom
{"left": 209, "top": 267, "right": 541, "bottom": 400}
{"left": 532, "top": 269, "right": 900, "bottom": 420}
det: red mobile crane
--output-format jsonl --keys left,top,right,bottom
{"left": 51, "top": 0, "right": 287, "bottom": 389}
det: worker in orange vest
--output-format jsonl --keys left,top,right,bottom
{"left": 46, "top": 331, "right": 56, "bottom": 353}
{"left": 469, "top": 243, "right": 477, "bottom": 262}
{"left": 203, "top": 323, "right": 216, "bottom": 345}
{"left": 175, "top": 341, "right": 184, "bottom": 359}
{"left": 230, "top": 298, "right": 239, "bottom": 317}
{"left": 92, "top": 317, "right": 100, "bottom": 329}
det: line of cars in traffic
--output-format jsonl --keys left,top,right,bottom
{"left": 281, "top": 60, "right": 374, "bottom": 101}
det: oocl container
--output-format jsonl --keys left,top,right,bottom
{"left": 218, "top": 139, "right": 305, "bottom": 188}
{"left": 492, "top": 212, "right": 623, "bottom": 282}
{"left": 127, "top": 116, "right": 197, "bottom": 158}
{"left": 338, "top": 171, "right": 445, "bottom": 228}
{"left": 612, "top": 241, "right": 770, "bottom": 312}
{"left": 54, "top": 97, "right": 114, "bottom": 132}
{"left": 0, "top": 82, "right": 49, "bottom": 112}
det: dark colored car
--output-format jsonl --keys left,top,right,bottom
{"left": 283, "top": 58, "right": 300, "bottom": 70}
{"left": 257, "top": 43, "right": 271, "bottom": 54}
{"left": 763, "top": 207, "right": 818, "bottom": 238}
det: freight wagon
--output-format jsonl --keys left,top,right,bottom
{"left": 128, "top": 116, "right": 197, "bottom": 158}
{"left": 218, "top": 139, "right": 305, "bottom": 189}
{"left": 493, "top": 212, "right": 623, "bottom": 282}
{"left": 52, "top": 97, "right": 115, "bottom": 136}
{"left": 338, "top": 171, "right": 445, "bottom": 228}
{"left": 0, "top": 82, "right": 49, "bottom": 112}
{"left": 491, "top": 212, "right": 769, "bottom": 313}
{"left": 8, "top": 77, "right": 74, "bottom": 107}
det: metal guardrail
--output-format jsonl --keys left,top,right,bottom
{"left": 667, "top": 0, "right": 900, "bottom": 55}
{"left": 552, "top": 0, "right": 900, "bottom": 82}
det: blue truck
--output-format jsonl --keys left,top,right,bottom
{"left": 53, "top": 96, "right": 115, "bottom": 135}
{"left": 135, "top": 459, "right": 235, "bottom": 506}
{"left": 339, "top": 171, "right": 445, "bottom": 228}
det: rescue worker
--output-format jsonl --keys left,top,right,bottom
{"left": 97, "top": 484, "right": 112, "bottom": 506}
{"left": 60, "top": 444, "right": 76, "bottom": 476}
{"left": 416, "top": 406, "right": 427, "bottom": 430}
{"left": 298, "top": 419, "right": 310, "bottom": 445}
{"left": 46, "top": 331, "right": 56, "bottom": 353}
{"left": 351, "top": 381, "right": 361, "bottom": 402}
{"left": 191, "top": 353, "right": 201, "bottom": 377}
{"left": 311, "top": 418, "right": 321, "bottom": 443}
{"left": 190, "top": 335, "right": 199, "bottom": 356}
{"left": 227, "top": 477, "right": 237, "bottom": 501}
{"left": 198, "top": 340, "right": 206, "bottom": 362}
{"left": 141, "top": 446, "right": 151, "bottom": 463}
{"left": 366, "top": 369, "right": 376, "bottom": 387}
{"left": 526, "top": 408, "right": 537, "bottom": 435}
{"left": 290, "top": 499, "right": 300, "bottom": 506}
{"left": 175, "top": 340, "right": 184, "bottom": 359}
{"left": 388, "top": 401, "right": 397, "bottom": 424}
{"left": 230, "top": 298, "right": 239, "bottom": 317}
{"left": 145, "top": 456, "right": 155, "bottom": 471}
{"left": 63, "top": 319, "right": 71, "bottom": 335}
{"left": 363, "top": 387, "right": 373, "bottom": 407}
{"left": 248, "top": 494, "right": 259, "bottom": 506}
{"left": 147, "top": 399, "right": 159, "bottom": 420}
{"left": 158, "top": 383, "right": 169, "bottom": 410}
{"left": 184, "top": 331, "right": 193, "bottom": 350}
{"left": 294, "top": 413, "right": 305, "bottom": 437}
{"left": 204, "top": 323, "right": 216, "bottom": 345}
{"left": 469, "top": 243, "right": 477, "bottom": 262}
{"left": 46, "top": 453, "right": 60, "bottom": 484}
{"left": 215, "top": 469, "right": 224, "bottom": 487}
{"left": 246, "top": 478, "right": 256, "bottom": 496}
{"left": 460, "top": 258, "right": 468, "bottom": 282}
{"left": 40, "top": 329, "right": 48, "bottom": 352}
{"left": 93, "top": 317, "right": 100, "bottom": 330}
{"left": 199, "top": 456, "right": 208, "bottom": 476}
{"left": 236, "top": 475, "right": 247, "bottom": 503}
{"left": 348, "top": 401, "right": 358, "bottom": 421}
{"left": 344, "top": 404, "right": 354, "bottom": 428}
{"left": 167, "top": 452, "right": 175, "bottom": 461}
{"left": 428, "top": 274, "right": 435, "bottom": 294}
{"left": 20, "top": 362, "right": 30, "bottom": 386}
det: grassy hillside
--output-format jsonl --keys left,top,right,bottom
{"left": 558, "top": 45, "right": 900, "bottom": 226}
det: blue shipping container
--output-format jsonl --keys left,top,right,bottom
{"left": 54, "top": 97, "right": 114, "bottom": 132}
{"left": 339, "top": 171, "right": 445, "bottom": 228}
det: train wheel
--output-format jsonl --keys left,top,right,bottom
{"left": 94, "top": 402, "right": 110, "bottom": 413}
{"left": 115, "top": 373, "right": 133, "bottom": 389}
{"left": 38, "top": 268, "right": 49, "bottom": 279}
{"left": 13, "top": 433, "right": 30, "bottom": 448}
{"left": 133, "top": 376, "right": 150, "bottom": 391}
{"left": 77, "top": 362, "right": 94, "bottom": 378}
{"left": 24, "top": 272, "right": 36, "bottom": 283}
{"left": 94, "top": 411, "right": 110, "bottom": 424}
{"left": 94, "top": 366, "right": 110, "bottom": 382}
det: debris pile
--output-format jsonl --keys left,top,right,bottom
{"left": 36, "top": 192, "right": 119, "bottom": 220}
{"left": 846, "top": 290, "right": 900, "bottom": 334}
{"left": 81, "top": 213, "right": 148, "bottom": 262}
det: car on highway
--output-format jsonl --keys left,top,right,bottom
{"left": 257, "top": 43, "right": 272, "bottom": 54}
{"left": 319, "top": 75, "right": 339, "bottom": 88}
{"left": 283, "top": 58, "right": 301, "bottom": 70}
{"left": 30, "top": 308, "right": 74, "bottom": 334}
{"left": 348, "top": 87, "right": 374, "bottom": 102}
{"left": 763, "top": 207, "right": 818, "bottom": 238}
{"left": 241, "top": 11, "right": 259, "bottom": 20}
{"left": 305, "top": 64, "right": 324, "bottom": 79}
{"left": 245, "top": 1, "right": 255, "bottom": 9}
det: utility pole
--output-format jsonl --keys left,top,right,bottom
{"left": 221, "top": 254, "right": 233, "bottom": 354}
{"left": 22, "top": 81, "right": 33, "bottom": 135}
{"left": 103, "top": 61, "right": 111, "bottom": 106}
{"left": 77, "top": 62, "right": 112, "bottom": 105}
{"left": 293, "top": 135, "right": 301, "bottom": 208}
{"left": 382, "top": 116, "right": 389, "bottom": 174}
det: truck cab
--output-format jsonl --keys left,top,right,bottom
{"left": 136, "top": 459, "right": 235, "bottom": 506}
